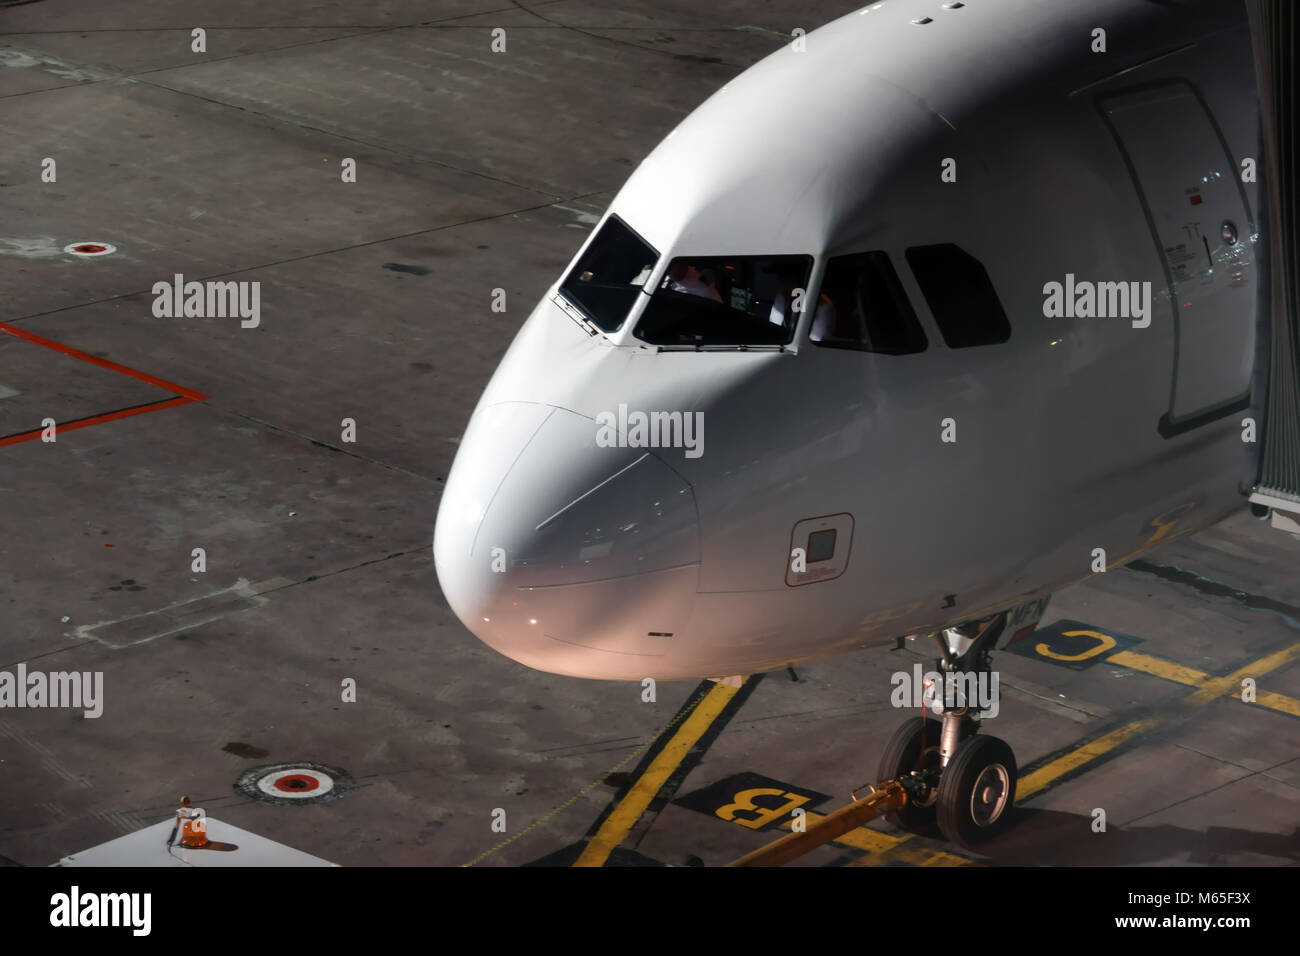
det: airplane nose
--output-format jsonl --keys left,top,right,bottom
{"left": 434, "top": 402, "right": 700, "bottom": 677}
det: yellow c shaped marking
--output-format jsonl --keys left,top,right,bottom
{"left": 1036, "top": 629, "right": 1116, "bottom": 662}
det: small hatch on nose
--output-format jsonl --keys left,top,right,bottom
{"left": 786, "top": 513, "right": 854, "bottom": 586}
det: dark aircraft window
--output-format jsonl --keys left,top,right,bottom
{"left": 633, "top": 254, "right": 812, "bottom": 347}
{"left": 905, "top": 244, "right": 1011, "bottom": 348}
{"left": 807, "top": 529, "right": 836, "bottom": 563}
{"left": 811, "top": 251, "right": 928, "bottom": 354}
{"left": 559, "top": 215, "right": 659, "bottom": 333}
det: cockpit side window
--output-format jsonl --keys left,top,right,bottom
{"left": 558, "top": 216, "right": 659, "bottom": 333}
{"left": 633, "top": 254, "right": 812, "bottom": 347}
{"left": 905, "top": 243, "right": 1011, "bottom": 348}
{"left": 811, "top": 251, "right": 928, "bottom": 355}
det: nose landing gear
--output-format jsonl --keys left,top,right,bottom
{"left": 727, "top": 608, "right": 1030, "bottom": 865}
{"left": 876, "top": 715, "right": 943, "bottom": 836}
{"left": 882, "top": 611, "right": 1018, "bottom": 849}
{"left": 936, "top": 733, "right": 1017, "bottom": 846}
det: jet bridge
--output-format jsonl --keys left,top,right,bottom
{"left": 1247, "top": 1, "right": 1300, "bottom": 536}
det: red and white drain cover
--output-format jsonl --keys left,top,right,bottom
{"left": 63, "top": 242, "right": 116, "bottom": 257}
{"left": 258, "top": 768, "right": 334, "bottom": 799}
{"left": 236, "top": 762, "right": 352, "bottom": 806}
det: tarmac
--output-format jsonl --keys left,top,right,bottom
{"left": 0, "top": 0, "right": 1296, "bottom": 867}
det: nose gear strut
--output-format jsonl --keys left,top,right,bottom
{"left": 729, "top": 610, "right": 1021, "bottom": 865}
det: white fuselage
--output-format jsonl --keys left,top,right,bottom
{"left": 434, "top": 0, "right": 1265, "bottom": 679}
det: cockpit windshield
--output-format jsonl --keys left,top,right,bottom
{"left": 558, "top": 215, "right": 659, "bottom": 333}
{"left": 633, "top": 254, "right": 813, "bottom": 347}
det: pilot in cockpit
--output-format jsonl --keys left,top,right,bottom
{"left": 663, "top": 260, "right": 723, "bottom": 303}
{"left": 770, "top": 261, "right": 836, "bottom": 334}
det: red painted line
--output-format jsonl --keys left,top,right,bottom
{"left": 0, "top": 321, "right": 207, "bottom": 401}
{"left": 0, "top": 396, "right": 198, "bottom": 448}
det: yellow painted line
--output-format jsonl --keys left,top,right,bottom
{"left": 846, "top": 839, "right": 978, "bottom": 867}
{"left": 1256, "top": 689, "right": 1300, "bottom": 717}
{"left": 1108, "top": 649, "right": 1209, "bottom": 686}
{"left": 1108, "top": 647, "right": 1300, "bottom": 717}
{"left": 748, "top": 644, "right": 1300, "bottom": 866}
{"left": 828, "top": 824, "right": 905, "bottom": 853}
{"left": 776, "top": 811, "right": 978, "bottom": 867}
{"left": 849, "top": 844, "right": 975, "bottom": 867}
{"left": 1018, "top": 717, "right": 1161, "bottom": 800}
{"left": 573, "top": 681, "right": 738, "bottom": 867}
{"left": 1181, "top": 642, "right": 1300, "bottom": 707}
{"left": 1020, "top": 643, "right": 1300, "bottom": 801}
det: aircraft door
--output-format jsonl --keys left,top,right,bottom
{"left": 1100, "top": 81, "right": 1255, "bottom": 434}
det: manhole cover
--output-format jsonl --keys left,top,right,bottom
{"left": 63, "top": 241, "right": 116, "bottom": 257}
{"left": 235, "top": 762, "right": 353, "bottom": 806}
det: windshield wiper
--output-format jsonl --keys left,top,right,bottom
{"left": 552, "top": 292, "right": 602, "bottom": 336}
{"left": 653, "top": 343, "right": 790, "bottom": 353}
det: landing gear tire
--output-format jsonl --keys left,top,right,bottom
{"left": 936, "top": 734, "right": 1017, "bottom": 848}
{"left": 877, "top": 717, "right": 942, "bottom": 836}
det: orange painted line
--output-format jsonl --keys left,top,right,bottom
{"left": 0, "top": 396, "right": 199, "bottom": 447}
{"left": 0, "top": 321, "right": 207, "bottom": 401}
